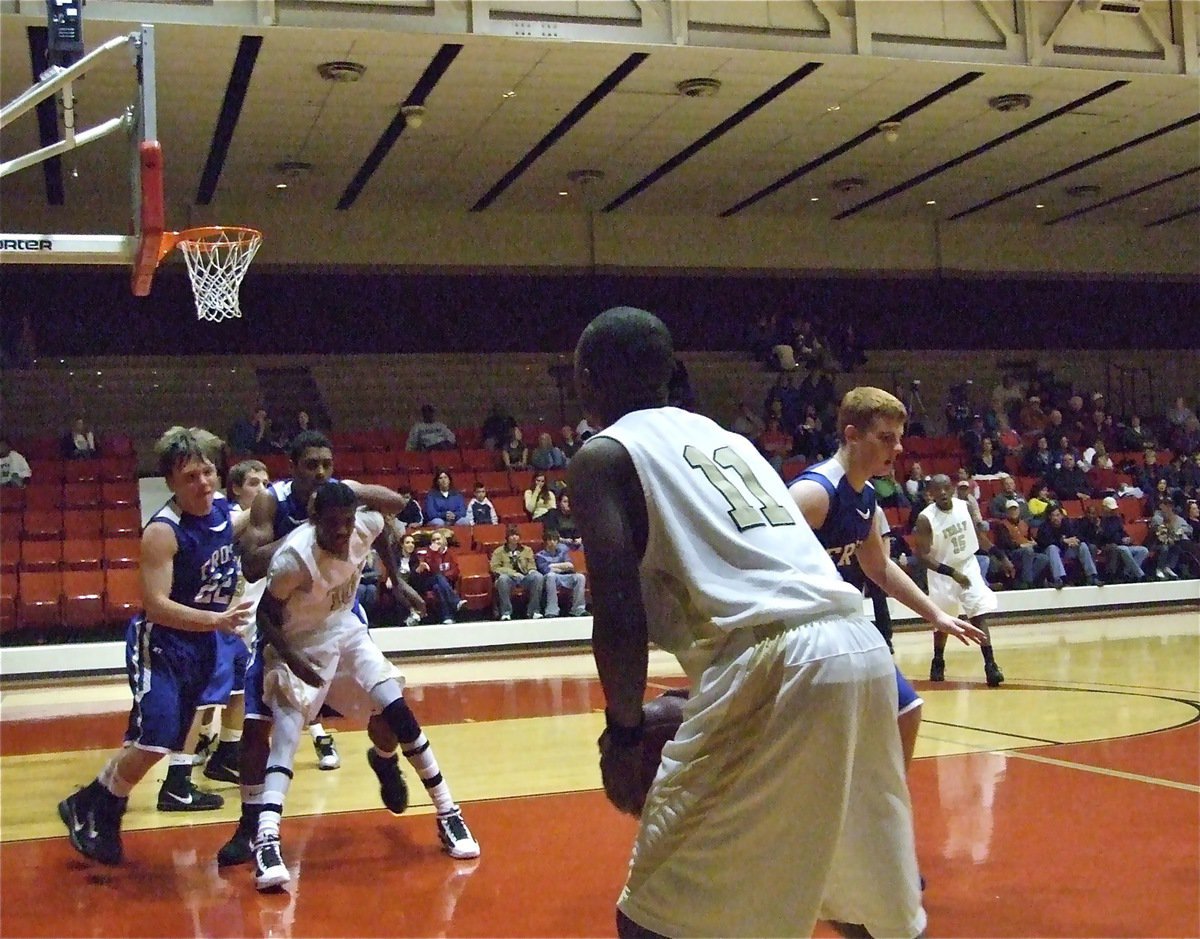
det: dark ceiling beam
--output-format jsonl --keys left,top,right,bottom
{"left": 1144, "top": 204, "right": 1200, "bottom": 227}
{"left": 195, "top": 35, "right": 263, "bottom": 206}
{"left": 336, "top": 43, "right": 462, "bottom": 211}
{"left": 950, "top": 112, "right": 1200, "bottom": 220}
{"left": 834, "top": 80, "right": 1130, "bottom": 221}
{"left": 721, "top": 71, "right": 983, "bottom": 218}
{"left": 471, "top": 52, "right": 649, "bottom": 212}
{"left": 1044, "top": 165, "right": 1200, "bottom": 225}
{"left": 603, "top": 62, "right": 823, "bottom": 213}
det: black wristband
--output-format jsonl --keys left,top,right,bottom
{"left": 935, "top": 563, "right": 956, "bottom": 577}
{"left": 604, "top": 709, "right": 644, "bottom": 746}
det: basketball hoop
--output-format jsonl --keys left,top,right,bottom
{"left": 161, "top": 226, "right": 262, "bottom": 322}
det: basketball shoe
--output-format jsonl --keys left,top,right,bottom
{"left": 253, "top": 834, "right": 291, "bottom": 891}
{"left": 217, "top": 809, "right": 260, "bottom": 867}
{"left": 436, "top": 806, "right": 480, "bottom": 859}
{"left": 203, "top": 741, "right": 241, "bottom": 784}
{"left": 985, "top": 662, "right": 1005, "bottom": 688}
{"left": 366, "top": 749, "right": 409, "bottom": 815}
{"left": 59, "top": 783, "right": 126, "bottom": 865}
{"left": 158, "top": 769, "right": 225, "bottom": 812}
{"left": 313, "top": 734, "right": 340, "bottom": 770}
{"left": 929, "top": 658, "right": 945, "bottom": 682}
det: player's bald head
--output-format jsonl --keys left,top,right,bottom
{"left": 575, "top": 307, "right": 674, "bottom": 423}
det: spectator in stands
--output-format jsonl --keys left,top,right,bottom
{"left": 730, "top": 401, "right": 764, "bottom": 440}
{"left": 871, "top": 464, "right": 910, "bottom": 511}
{"left": 1017, "top": 395, "right": 1048, "bottom": 439}
{"left": 970, "top": 437, "right": 1003, "bottom": 477}
{"left": 991, "top": 375, "right": 1024, "bottom": 430}
{"left": 1149, "top": 499, "right": 1190, "bottom": 580}
{"left": 465, "top": 482, "right": 498, "bottom": 526}
{"left": 1063, "top": 395, "right": 1088, "bottom": 446}
{"left": 406, "top": 404, "right": 456, "bottom": 452}
{"left": 1048, "top": 452, "right": 1093, "bottom": 503}
{"left": 534, "top": 529, "right": 587, "bottom": 618}
{"left": 61, "top": 417, "right": 97, "bottom": 460}
{"left": 992, "top": 501, "right": 1049, "bottom": 589}
{"left": 1172, "top": 416, "right": 1200, "bottom": 457}
{"left": 424, "top": 469, "right": 469, "bottom": 528}
{"left": 1121, "top": 414, "right": 1152, "bottom": 452}
{"left": 1079, "top": 439, "right": 1113, "bottom": 473}
{"left": 1179, "top": 452, "right": 1200, "bottom": 499}
{"left": 0, "top": 437, "right": 31, "bottom": 487}
{"left": 757, "top": 417, "right": 793, "bottom": 474}
{"left": 1050, "top": 434, "right": 1075, "bottom": 469}
{"left": 792, "top": 404, "right": 829, "bottom": 461}
{"left": 955, "top": 478, "right": 986, "bottom": 531}
{"left": 955, "top": 468, "right": 981, "bottom": 503}
{"left": 480, "top": 402, "right": 517, "bottom": 452}
{"left": 1036, "top": 504, "right": 1102, "bottom": 587}
{"left": 501, "top": 426, "right": 529, "bottom": 472}
{"left": 904, "top": 462, "right": 927, "bottom": 504}
{"left": 417, "top": 529, "right": 466, "bottom": 624}
{"left": 576, "top": 416, "right": 597, "bottom": 440}
{"left": 1185, "top": 499, "right": 1200, "bottom": 541}
{"left": 988, "top": 475, "right": 1028, "bottom": 521}
{"left": 228, "top": 404, "right": 271, "bottom": 454}
{"left": 560, "top": 425, "right": 582, "bottom": 461}
{"left": 540, "top": 490, "right": 581, "bottom": 549}
{"left": 524, "top": 471, "right": 556, "bottom": 522}
{"left": 1027, "top": 482, "right": 1055, "bottom": 526}
{"left": 395, "top": 485, "right": 424, "bottom": 528}
{"left": 490, "top": 525, "right": 545, "bottom": 621}
{"left": 1165, "top": 396, "right": 1197, "bottom": 434}
{"left": 1093, "top": 496, "right": 1149, "bottom": 583}
{"left": 1022, "top": 435, "right": 1054, "bottom": 477}
{"left": 530, "top": 432, "right": 567, "bottom": 471}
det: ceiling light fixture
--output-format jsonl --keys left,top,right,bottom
{"left": 567, "top": 169, "right": 605, "bottom": 185}
{"left": 989, "top": 93, "right": 1033, "bottom": 112}
{"left": 925, "top": 199, "right": 937, "bottom": 205}
{"left": 1035, "top": 203, "right": 1045, "bottom": 209}
{"left": 810, "top": 197, "right": 820, "bottom": 202}
{"left": 831, "top": 177, "right": 867, "bottom": 193}
{"left": 275, "top": 182, "right": 288, "bottom": 190}
{"left": 826, "top": 104, "right": 841, "bottom": 112}
{"left": 400, "top": 104, "right": 427, "bottom": 128}
{"left": 502, "top": 90, "right": 517, "bottom": 99}
{"left": 1066, "top": 184, "right": 1102, "bottom": 198}
{"left": 878, "top": 121, "right": 901, "bottom": 143}
{"left": 675, "top": 77, "right": 721, "bottom": 98}
{"left": 316, "top": 60, "right": 366, "bottom": 83}
{"left": 558, "top": 191, "right": 569, "bottom": 197}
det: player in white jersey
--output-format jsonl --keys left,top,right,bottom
{"left": 569, "top": 307, "right": 926, "bottom": 939}
{"left": 249, "top": 481, "right": 478, "bottom": 891}
{"left": 914, "top": 475, "right": 1004, "bottom": 687}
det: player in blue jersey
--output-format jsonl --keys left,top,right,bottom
{"left": 58, "top": 427, "right": 256, "bottom": 865}
{"left": 788, "top": 387, "right": 984, "bottom": 773}
{"left": 217, "top": 430, "right": 435, "bottom": 867}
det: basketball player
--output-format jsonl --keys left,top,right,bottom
{"left": 569, "top": 308, "right": 937, "bottom": 939}
{"left": 914, "top": 475, "right": 1005, "bottom": 687}
{"left": 217, "top": 431, "right": 429, "bottom": 867}
{"left": 58, "top": 427, "right": 255, "bottom": 865}
{"left": 164, "top": 459, "right": 271, "bottom": 797}
{"left": 250, "top": 481, "right": 478, "bottom": 891}
{"left": 788, "top": 387, "right": 984, "bottom": 770}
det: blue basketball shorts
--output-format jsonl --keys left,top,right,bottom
{"left": 123, "top": 616, "right": 218, "bottom": 753}
{"left": 896, "top": 665, "right": 923, "bottom": 717}
{"left": 198, "top": 631, "right": 250, "bottom": 706}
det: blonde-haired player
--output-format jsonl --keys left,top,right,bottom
{"left": 914, "top": 474, "right": 1004, "bottom": 686}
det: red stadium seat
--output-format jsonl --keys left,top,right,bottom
{"left": 63, "top": 509, "right": 104, "bottom": 539}
{"left": 473, "top": 471, "right": 515, "bottom": 496}
{"left": 63, "top": 481, "right": 102, "bottom": 510}
{"left": 103, "top": 537, "right": 141, "bottom": 569}
{"left": 19, "top": 538, "right": 62, "bottom": 572}
{"left": 21, "top": 510, "right": 62, "bottom": 541}
{"left": 456, "top": 552, "right": 495, "bottom": 613}
{"left": 100, "top": 480, "right": 139, "bottom": 509}
{"left": 62, "top": 569, "right": 106, "bottom": 629}
{"left": 18, "top": 570, "right": 61, "bottom": 628}
{"left": 471, "top": 524, "right": 507, "bottom": 556}
{"left": 0, "top": 571, "right": 17, "bottom": 632}
{"left": 0, "top": 488, "right": 26, "bottom": 513}
{"left": 62, "top": 537, "right": 104, "bottom": 570}
{"left": 461, "top": 449, "right": 501, "bottom": 472}
{"left": 99, "top": 456, "right": 137, "bottom": 482}
{"left": 102, "top": 507, "right": 141, "bottom": 537}
{"left": 104, "top": 568, "right": 142, "bottom": 624}
{"left": 24, "top": 485, "right": 63, "bottom": 512}
{"left": 63, "top": 459, "right": 101, "bottom": 483}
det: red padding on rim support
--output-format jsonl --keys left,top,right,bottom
{"left": 131, "top": 140, "right": 164, "bottom": 297}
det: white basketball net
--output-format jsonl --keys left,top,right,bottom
{"left": 177, "top": 227, "right": 262, "bottom": 322}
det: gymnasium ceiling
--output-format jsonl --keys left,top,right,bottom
{"left": 1, "top": 0, "right": 1198, "bottom": 242}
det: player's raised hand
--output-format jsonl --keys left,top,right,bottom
{"left": 933, "top": 611, "right": 986, "bottom": 645}
{"left": 213, "top": 600, "right": 256, "bottom": 635}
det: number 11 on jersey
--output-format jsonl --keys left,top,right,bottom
{"left": 683, "top": 445, "right": 795, "bottom": 533}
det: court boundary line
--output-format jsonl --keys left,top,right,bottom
{"left": 1001, "top": 748, "right": 1200, "bottom": 793}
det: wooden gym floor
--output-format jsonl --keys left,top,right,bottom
{"left": 0, "top": 609, "right": 1197, "bottom": 938}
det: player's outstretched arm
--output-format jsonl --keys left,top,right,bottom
{"left": 344, "top": 481, "right": 411, "bottom": 517}
{"left": 856, "top": 525, "right": 984, "bottom": 646}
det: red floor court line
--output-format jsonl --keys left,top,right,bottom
{"left": 1023, "top": 721, "right": 1200, "bottom": 787}
{"left": 5, "top": 728, "right": 1198, "bottom": 938}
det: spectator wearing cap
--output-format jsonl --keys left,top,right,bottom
{"left": 989, "top": 475, "right": 1029, "bottom": 521}
{"left": 1092, "top": 496, "right": 1149, "bottom": 582}
{"left": 992, "top": 500, "right": 1050, "bottom": 589}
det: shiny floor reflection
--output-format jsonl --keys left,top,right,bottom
{"left": 1, "top": 611, "right": 1197, "bottom": 937}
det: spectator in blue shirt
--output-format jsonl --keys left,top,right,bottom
{"left": 534, "top": 529, "right": 587, "bottom": 617}
{"left": 424, "top": 469, "right": 469, "bottom": 527}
